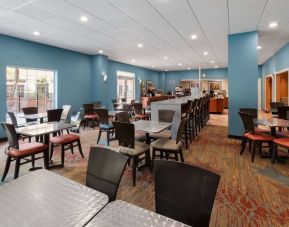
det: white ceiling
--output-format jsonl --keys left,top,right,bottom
{"left": 0, "top": 0, "right": 289, "bottom": 71}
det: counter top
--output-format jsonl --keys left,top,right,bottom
{"left": 151, "top": 95, "right": 201, "bottom": 105}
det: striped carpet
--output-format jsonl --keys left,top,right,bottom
{"left": 1, "top": 116, "right": 289, "bottom": 226}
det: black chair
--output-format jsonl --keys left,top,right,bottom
{"left": 121, "top": 98, "right": 127, "bottom": 103}
{"left": 154, "top": 160, "right": 220, "bottom": 227}
{"left": 86, "top": 147, "right": 128, "bottom": 202}
{"left": 47, "top": 109, "right": 63, "bottom": 122}
{"left": 1, "top": 123, "right": 48, "bottom": 181}
{"left": 95, "top": 108, "right": 115, "bottom": 146}
{"left": 92, "top": 101, "right": 102, "bottom": 109}
{"left": 133, "top": 103, "right": 149, "bottom": 120}
{"left": 7, "top": 112, "right": 24, "bottom": 128}
{"left": 112, "top": 99, "right": 120, "bottom": 110}
{"left": 22, "top": 107, "right": 38, "bottom": 123}
{"left": 270, "top": 102, "right": 284, "bottom": 115}
{"left": 277, "top": 106, "right": 289, "bottom": 120}
{"left": 83, "top": 104, "right": 98, "bottom": 129}
{"left": 239, "top": 108, "right": 258, "bottom": 118}
{"left": 115, "top": 111, "right": 130, "bottom": 123}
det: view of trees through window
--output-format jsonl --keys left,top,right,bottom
{"left": 6, "top": 66, "right": 55, "bottom": 114}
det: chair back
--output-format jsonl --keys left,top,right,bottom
{"left": 130, "top": 99, "right": 136, "bottom": 105}
{"left": 95, "top": 108, "right": 109, "bottom": 124}
{"left": 86, "top": 147, "right": 128, "bottom": 202}
{"left": 70, "top": 111, "right": 82, "bottom": 133}
{"left": 177, "top": 118, "right": 188, "bottom": 144}
{"left": 1, "top": 123, "right": 19, "bottom": 149}
{"left": 111, "top": 99, "right": 118, "bottom": 108}
{"left": 22, "top": 107, "right": 38, "bottom": 123}
{"left": 115, "top": 112, "right": 130, "bottom": 123}
{"left": 158, "top": 110, "right": 175, "bottom": 123}
{"left": 154, "top": 160, "right": 220, "bottom": 227}
{"left": 238, "top": 111, "right": 255, "bottom": 133}
{"left": 112, "top": 121, "right": 135, "bottom": 148}
{"left": 47, "top": 109, "right": 63, "bottom": 122}
{"left": 122, "top": 104, "right": 132, "bottom": 112}
{"left": 7, "top": 112, "right": 19, "bottom": 128}
{"left": 270, "top": 102, "right": 284, "bottom": 114}
{"left": 83, "top": 104, "right": 94, "bottom": 115}
{"left": 121, "top": 98, "right": 126, "bottom": 103}
{"left": 277, "top": 106, "right": 289, "bottom": 120}
{"left": 61, "top": 105, "right": 71, "bottom": 121}
{"left": 92, "top": 101, "right": 102, "bottom": 109}
{"left": 239, "top": 108, "right": 257, "bottom": 118}
{"left": 133, "top": 103, "right": 143, "bottom": 115}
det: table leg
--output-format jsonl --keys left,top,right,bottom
{"left": 145, "top": 132, "right": 150, "bottom": 144}
{"left": 271, "top": 127, "right": 276, "bottom": 136}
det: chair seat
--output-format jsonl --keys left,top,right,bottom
{"left": 244, "top": 132, "right": 275, "bottom": 141}
{"left": 50, "top": 134, "right": 80, "bottom": 144}
{"left": 99, "top": 123, "right": 114, "bottom": 129}
{"left": 9, "top": 142, "right": 48, "bottom": 158}
{"left": 150, "top": 130, "right": 172, "bottom": 139}
{"left": 151, "top": 138, "right": 182, "bottom": 151}
{"left": 276, "top": 131, "right": 289, "bottom": 138}
{"left": 135, "top": 114, "right": 149, "bottom": 119}
{"left": 119, "top": 141, "right": 150, "bottom": 156}
{"left": 274, "top": 138, "right": 289, "bottom": 147}
{"left": 84, "top": 114, "right": 98, "bottom": 119}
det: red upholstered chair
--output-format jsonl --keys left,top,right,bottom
{"left": 49, "top": 133, "right": 84, "bottom": 167}
{"left": 83, "top": 104, "right": 98, "bottom": 129}
{"left": 238, "top": 112, "right": 275, "bottom": 162}
{"left": 272, "top": 138, "right": 289, "bottom": 163}
{"left": 1, "top": 123, "right": 48, "bottom": 181}
{"left": 133, "top": 103, "right": 150, "bottom": 120}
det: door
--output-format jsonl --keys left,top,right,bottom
{"left": 117, "top": 71, "right": 135, "bottom": 103}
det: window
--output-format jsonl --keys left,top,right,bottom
{"left": 6, "top": 66, "right": 56, "bottom": 114}
{"left": 116, "top": 71, "right": 135, "bottom": 102}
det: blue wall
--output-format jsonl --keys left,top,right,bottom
{"left": 164, "top": 68, "right": 228, "bottom": 91}
{"left": 228, "top": 31, "right": 258, "bottom": 136}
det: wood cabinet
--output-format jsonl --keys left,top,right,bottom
{"left": 209, "top": 98, "right": 224, "bottom": 113}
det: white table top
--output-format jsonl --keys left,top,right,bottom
{"left": 87, "top": 200, "right": 189, "bottom": 227}
{"left": 108, "top": 110, "right": 124, "bottom": 116}
{"left": 18, "top": 113, "right": 47, "bottom": 119}
{"left": 132, "top": 120, "right": 172, "bottom": 133}
{"left": 150, "top": 95, "right": 201, "bottom": 106}
{"left": 0, "top": 169, "right": 108, "bottom": 227}
{"left": 256, "top": 117, "right": 289, "bottom": 127}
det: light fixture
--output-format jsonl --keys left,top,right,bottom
{"left": 190, "top": 34, "right": 197, "bottom": 40}
{"left": 269, "top": 22, "right": 278, "bottom": 28}
{"left": 102, "top": 72, "right": 107, "bottom": 82}
{"left": 164, "top": 56, "right": 168, "bottom": 60}
{"left": 178, "top": 63, "right": 182, "bottom": 66}
{"left": 33, "top": 31, "right": 40, "bottom": 36}
{"left": 187, "top": 67, "right": 191, "bottom": 70}
{"left": 98, "top": 50, "right": 104, "bottom": 54}
{"left": 202, "top": 74, "right": 206, "bottom": 77}
{"left": 80, "top": 16, "right": 88, "bottom": 22}
{"left": 165, "top": 69, "right": 168, "bottom": 72}
{"left": 137, "top": 43, "right": 143, "bottom": 48}
{"left": 131, "top": 59, "right": 136, "bottom": 63}
{"left": 257, "top": 46, "right": 262, "bottom": 50}
{"left": 214, "top": 65, "right": 218, "bottom": 69}
{"left": 152, "top": 66, "right": 155, "bottom": 68}
{"left": 203, "top": 52, "right": 208, "bottom": 56}
{"left": 210, "top": 60, "right": 215, "bottom": 64}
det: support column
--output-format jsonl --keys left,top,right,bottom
{"left": 228, "top": 31, "right": 258, "bottom": 137}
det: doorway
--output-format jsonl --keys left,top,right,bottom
{"left": 276, "top": 71, "right": 288, "bottom": 105}
{"left": 265, "top": 76, "right": 273, "bottom": 111}
{"left": 116, "top": 71, "right": 135, "bottom": 103}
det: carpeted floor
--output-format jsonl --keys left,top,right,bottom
{"left": 1, "top": 113, "right": 289, "bottom": 226}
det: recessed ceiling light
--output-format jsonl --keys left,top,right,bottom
{"left": 178, "top": 63, "right": 182, "bottom": 66}
{"left": 98, "top": 50, "right": 103, "bottom": 54}
{"left": 210, "top": 60, "right": 215, "bottom": 64}
{"left": 152, "top": 66, "right": 155, "bottom": 68}
{"left": 33, "top": 31, "right": 40, "bottom": 36}
{"left": 137, "top": 43, "right": 143, "bottom": 48}
{"left": 131, "top": 59, "right": 136, "bottom": 63}
{"left": 165, "top": 69, "right": 168, "bottom": 72}
{"left": 164, "top": 56, "right": 168, "bottom": 60}
{"left": 80, "top": 16, "right": 88, "bottom": 22}
{"left": 257, "top": 46, "right": 262, "bottom": 50}
{"left": 269, "top": 22, "right": 278, "bottom": 28}
{"left": 203, "top": 52, "right": 208, "bottom": 56}
{"left": 190, "top": 34, "right": 197, "bottom": 40}
{"left": 214, "top": 65, "right": 218, "bottom": 69}
{"left": 187, "top": 67, "right": 191, "bottom": 70}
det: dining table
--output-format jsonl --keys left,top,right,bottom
{"left": 86, "top": 200, "right": 189, "bottom": 227}
{"left": 132, "top": 120, "right": 172, "bottom": 144}
{"left": 255, "top": 117, "right": 289, "bottom": 136}
{"left": 0, "top": 169, "right": 108, "bottom": 227}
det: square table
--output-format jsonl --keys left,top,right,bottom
{"left": 86, "top": 200, "right": 189, "bottom": 227}
{"left": 0, "top": 169, "right": 108, "bottom": 227}
{"left": 255, "top": 118, "right": 289, "bottom": 136}
{"left": 132, "top": 120, "right": 172, "bottom": 144}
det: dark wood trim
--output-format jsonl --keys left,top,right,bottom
{"left": 228, "top": 134, "right": 243, "bottom": 140}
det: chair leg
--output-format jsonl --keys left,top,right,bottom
{"left": 106, "top": 129, "right": 110, "bottom": 146}
{"left": 97, "top": 129, "right": 102, "bottom": 144}
{"left": 31, "top": 154, "right": 35, "bottom": 168}
{"left": 49, "top": 142, "right": 54, "bottom": 161}
{"left": 61, "top": 144, "right": 65, "bottom": 167}
{"left": 272, "top": 143, "right": 277, "bottom": 164}
{"left": 175, "top": 153, "right": 178, "bottom": 161}
{"left": 131, "top": 157, "right": 137, "bottom": 186}
{"left": 145, "top": 150, "right": 152, "bottom": 173}
{"left": 77, "top": 139, "right": 84, "bottom": 158}
{"left": 179, "top": 150, "right": 184, "bottom": 162}
{"left": 14, "top": 158, "right": 21, "bottom": 179}
{"left": 2, "top": 156, "right": 12, "bottom": 181}
{"left": 70, "top": 143, "right": 74, "bottom": 154}
{"left": 151, "top": 148, "right": 156, "bottom": 169}
{"left": 240, "top": 137, "right": 247, "bottom": 155}
{"left": 251, "top": 141, "right": 256, "bottom": 162}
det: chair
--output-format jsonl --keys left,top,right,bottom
{"left": 22, "top": 107, "right": 38, "bottom": 123}
{"left": 60, "top": 105, "right": 71, "bottom": 122}
{"left": 121, "top": 98, "right": 126, "bottom": 103}
{"left": 86, "top": 147, "right": 128, "bottom": 202}
{"left": 238, "top": 112, "right": 275, "bottom": 162}
{"left": 1, "top": 123, "right": 48, "bottom": 181}
{"left": 92, "top": 101, "right": 102, "bottom": 109}
{"left": 113, "top": 121, "right": 151, "bottom": 186}
{"left": 47, "top": 109, "right": 63, "bottom": 122}
{"left": 70, "top": 111, "right": 83, "bottom": 133}
{"left": 151, "top": 118, "right": 188, "bottom": 166}
{"left": 115, "top": 111, "right": 130, "bottom": 123}
{"left": 154, "top": 160, "right": 220, "bottom": 227}
{"left": 122, "top": 104, "right": 133, "bottom": 117}
{"left": 95, "top": 108, "right": 115, "bottom": 146}
{"left": 82, "top": 104, "right": 98, "bottom": 129}
{"left": 133, "top": 103, "right": 149, "bottom": 120}
{"left": 270, "top": 102, "right": 284, "bottom": 115}
{"left": 149, "top": 110, "right": 175, "bottom": 140}
{"left": 239, "top": 108, "right": 258, "bottom": 118}
{"left": 7, "top": 112, "right": 24, "bottom": 128}
{"left": 272, "top": 138, "right": 289, "bottom": 163}
{"left": 112, "top": 99, "right": 119, "bottom": 110}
